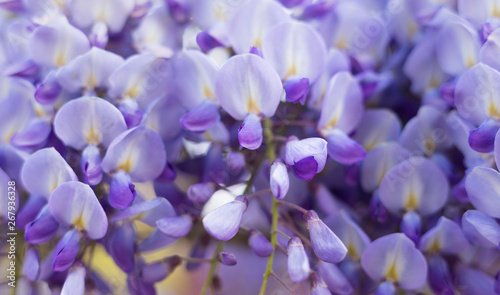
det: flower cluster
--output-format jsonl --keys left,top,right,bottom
{"left": 1, "top": 0, "right": 500, "bottom": 294}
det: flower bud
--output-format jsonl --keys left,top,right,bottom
{"left": 270, "top": 159, "right": 289, "bottom": 200}
{"left": 287, "top": 237, "right": 310, "bottom": 283}
{"left": 108, "top": 171, "right": 136, "bottom": 209}
{"left": 187, "top": 182, "right": 215, "bottom": 206}
{"left": 53, "top": 229, "right": 81, "bottom": 271}
{"left": 227, "top": 152, "right": 245, "bottom": 174}
{"left": 304, "top": 210, "right": 347, "bottom": 263}
{"left": 400, "top": 211, "right": 422, "bottom": 244}
{"left": 284, "top": 76, "right": 309, "bottom": 105}
{"left": 248, "top": 230, "right": 273, "bottom": 257}
{"left": 238, "top": 113, "right": 263, "bottom": 150}
{"left": 24, "top": 205, "right": 59, "bottom": 244}
{"left": 202, "top": 196, "right": 248, "bottom": 241}
{"left": 217, "top": 252, "right": 237, "bottom": 266}
{"left": 81, "top": 144, "right": 102, "bottom": 185}
{"left": 285, "top": 137, "right": 328, "bottom": 181}
{"left": 310, "top": 273, "right": 330, "bottom": 295}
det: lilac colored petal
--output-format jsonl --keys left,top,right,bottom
{"left": 454, "top": 63, "right": 500, "bottom": 125}
{"left": 108, "top": 171, "right": 136, "bottom": 209}
{"left": 127, "top": 273, "right": 156, "bottom": 295}
{"left": 262, "top": 21, "right": 326, "bottom": 83}
{"left": 352, "top": 109, "right": 401, "bottom": 151}
{"left": 54, "top": 96, "right": 127, "bottom": 150}
{"left": 227, "top": 0, "right": 290, "bottom": 54}
{"left": 109, "top": 221, "right": 135, "bottom": 273}
{"left": 111, "top": 198, "right": 175, "bottom": 224}
{"left": 400, "top": 211, "right": 422, "bottom": 244}
{"left": 180, "top": 101, "right": 220, "bottom": 132}
{"left": 202, "top": 196, "right": 248, "bottom": 241}
{"left": 49, "top": 181, "right": 108, "bottom": 239}
{"left": 468, "top": 118, "right": 500, "bottom": 153}
{"left": 481, "top": 21, "right": 500, "bottom": 43}
{"left": 420, "top": 217, "right": 470, "bottom": 254}
{"left": 284, "top": 76, "right": 309, "bottom": 105}
{"left": 326, "top": 129, "right": 366, "bottom": 165}
{"left": 318, "top": 262, "right": 353, "bottom": 295}
{"left": 270, "top": 159, "right": 289, "bottom": 200}
{"left": 462, "top": 210, "right": 500, "bottom": 248}
{"left": 10, "top": 119, "right": 50, "bottom": 150}
{"left": 318, "top": 71, "right": 363, "bottom": 134}
{"left": 17, "top": 195, "right": 46, "bottom": 230}
{"left": 215, "top": 53, "right": 283, "bottom": 120}
{"left": 140, "top": 261, "right": 169, "bottom": 283}
{"left": 238, "top": 113, "right": 263, "bottom": 150}
{"left": 3, "top": 59, "right": 39, "bottom": 80}
{"left": 299, "top": 1, "right": 335, "bottom": 19}
{"left": 440, "top": 79, "right": 456, "bottom": 105}
{"left": 119, "top": 99, "right": 143, "bottom": 129}
{"left": 156, "top": 215, "right": 192, "bottom": 238}
{"left": 170, "top": 50, "right": 218, "bottom": 109}
{"left": 217, "top": 252, "right": 237, "bottom": 266}
{"left": 361, "top": 233, "right": 427, "bottom": 290}
{"left": 435, "top": 21, "right": 480, "bottom": 76}
{"left": 323, "top": 211, "right": 371, "bottom": 261}
{"left": 28, "top": 17, "right": 90, "bottom": 68}
{"left": 23, "top": 246, "right": 40, "bottom": 282}
{"left": 480, "top": 27, "right": 500, "bottom": 71}
{"left": 465, "top": 166, "right": 500, "bottom": 218}
{"left": 248, "top": 230, "right": 273, "bottom": 257}
{"left": 287, "top": 237, "right": 310, "bottom": 284}
{"left": 167, "top": 0, "right": 194, "bottom": 23}
{"left": 81, "top": 145, "right": 102, "bottom": 185}
{"left": 102, "top": 126, "right": 167, "bottom": 182}
{"left": 108, "top": 54, "right": 171, "bottom": 108}
{"left": 61, "top": 265, "right": 86, "bottom": 295}
{"left": 379, "top": 156, "right": 449, "bottom": 216}
{"left": 187, "top": 182, "right": 216, "bottom": 206}
{"left": 361, "top": 142, "right": 411, "bottom": 193}
{"left": 53, "top": 229, "right": 81, "bottom": 271}
{"left": 24, "top": 205, "right": 59, "bottom": 244}
{"left": 305, "top": 210, "right": 347, "bottom": 263}
{"left": 156, "top": 162, "right": 177, "bottom": 182}
{"left": 196, "top": 31, "right": 223, "bottom": 53}
{"left": 494, "top": 129, "right": 500, "bottom": 172}
{"left": 399, "top": 105, "right": 450, "bottom": 156}
{"left": 69, "top": 0, "right": 135, "bottom": 33}
{"left": 57, "top": 47, "right": 124, "bottom": 92}
{"left": 21, "top": 148, "right": 77, "bottom": 199}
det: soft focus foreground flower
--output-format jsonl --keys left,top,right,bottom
{"left": 3, "top": 1, "right": 500, "bottom": 294}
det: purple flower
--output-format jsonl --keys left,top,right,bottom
{"left": 217, "top": 252, "right": 237, "bottom": 266}
{"left": 248, "top": 230, "right": 273, "bottom": 257}
{"left": 202, "top": 195, "right": 248, "bottom": 241}
{"left": 285, "top": 137, "right": 328, "bottom": 181}
{"left": 287, "top": 237, "right": 310, "bottom": 284}
{"left": 270, "top": 159, "right": 289, "bottom": 200}
{"left": 156, "top": 215, "right": 192, "bottom": 238}
{"left": 304, "top": 210, "right": 347, "bottom": 263}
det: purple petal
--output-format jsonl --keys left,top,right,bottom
{"left": 24, "top": 205, "right": 59, "bottom": 244}
{"left": 23, "top": 246, "right": 40, "bottom": 282}
{"left": 304, "top": 210, "right": 347, "bottom": 263}
{"left": 284, "top": 76, "right": 309, "bottom": 104}
{"left": 108, "top": 221, "right": 136, "bottom": 273}
{"left": 352, "top": 109, "right": 402, "bottom": 151}
{"left": 238, "top": 113, "right": 263, "bottom": 150}
{"left": 156, "top": 215, "right": 192, "bottom": 238}
{"left": 202, "top": 196, "right": 248, "bottom": 241}
{"left": 326, "top": 129, "right": 366, "bottom": 165}
{"left": 17, "top": 195, "right": 46, "bottom": 230}
{"left": 400, "top": 211, "right": 422, "bottom": 244}
{"left": 49, "top": 181, "right": 108, "bottom": 239}
{"left": 81, "top": 145, "right": 103, "bottom": 185}
{"left": 196, "top": 31, "right": 223, "bottom": 53}
{"left": 420, "top": 217, "right": 470, "bottom": 254}
{"left": 374, "top": 281, "right": 396, "bottom": 295}
{"left": 291, "top": 156, "right": 318, "bottom": 182}
{"left": 469, "top": 118, "right": 500, "bottom": 153}
{"left": 53, "top": 229, "right": 81, "bottom": 271}
{"left": 226, "top": 152, "right": 245, "bottom": 174}
{"left": 310, "top": 273, "right": 330, "bottom": 295}
{"left": 180, "top": 101, "right": 220, "bottom": 132}
{"left": 34, "top": 76, "right": 62, "bottom": 105}
{"left": 480, "top": 27, "right": 500, "bottom": 71}
{"left": 287, "top": 237, "right": 310, "bottom": 283}
{"left": 285, "top": 137, "right": 328, "bottom": 176}
{"left": 427, "top": 254, "right": 454, "bottom": 295}
{"left": 108, "top": 171, "right": 136, "bottom": 209}
{"left": 10, "top": 119, "right": 51, "bottom": 150}
{"left": 138, "top": 229, "right": 177, "bottom": 252}
{"left": 187, "top": 182, "right": 216, "bottom": 206}
{"left": 462, "top": 210, "right": 500, "bottom": 248}
{"left": 217, "top": 252, "right": 237, "bottom": 266}
{"left": 318, "top": 262, "right": 353, "bottom": 295}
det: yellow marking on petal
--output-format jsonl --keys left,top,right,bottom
{"left": 429, "top": 77, "right": 440, "bottom": 89}
{"left": 85, "top": 74, "right": 97, "bottom": 90}
{"left": 385, "top": 262, "right": 399, "bottom": 282}
{"left": 86, "top": 126, "right": 100, "bottom": 145}
{"left": 424, "top": 139, "right": 436, "bottom": 156}
{"left": 117, "top": 157, "right": 133, "bottom": 173}
{"left": 347, "top": 243, "right": 359, "bottom": 260}
{"left": 493, "top": 5, "right": 500, "bottom": 18}
{"left": 428, "top": 239, "right": 441, "bottom": 253}
{"left": 324, "top": 115, "right": 339, "bottom": 129}
{"left": 466, "top": 57, "right": 475, "bottom": 69}
{"left": 203, "top": 86, "right": 215, "bottom": 99}
{"left": 336, "top": 39, "right": 348, "bottom": 50}
{"left": 247, "top": 97, "right": 260, "bottom": 114}
{"left": 73, "top": 215, "right": 85, "bottom": 230}
{"left": 488, "top": 102, "right": 500, "bottom": 119}
{"left": 215, "top": 5, "right": 226, "bottom": 21}
{"left": 405, "top": 192, "right": 418, "bottom": 211}
{"left": 253, "top": 38, "right": 262, "bottom": 48}
{"left": 125, "top": 84, "right": 139, "bottom": 99}
{"left": 55, "top": 53, "right": 67, "bottom": 67}
{"left": 284, "top": 64, "right": 298, "bottom": 80}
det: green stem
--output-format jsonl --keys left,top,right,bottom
{"left": 200, "top": 241, "right": 224, "bottom": 295}
{"left": 258, "top": 118, "right": 278, "bottom": 295}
